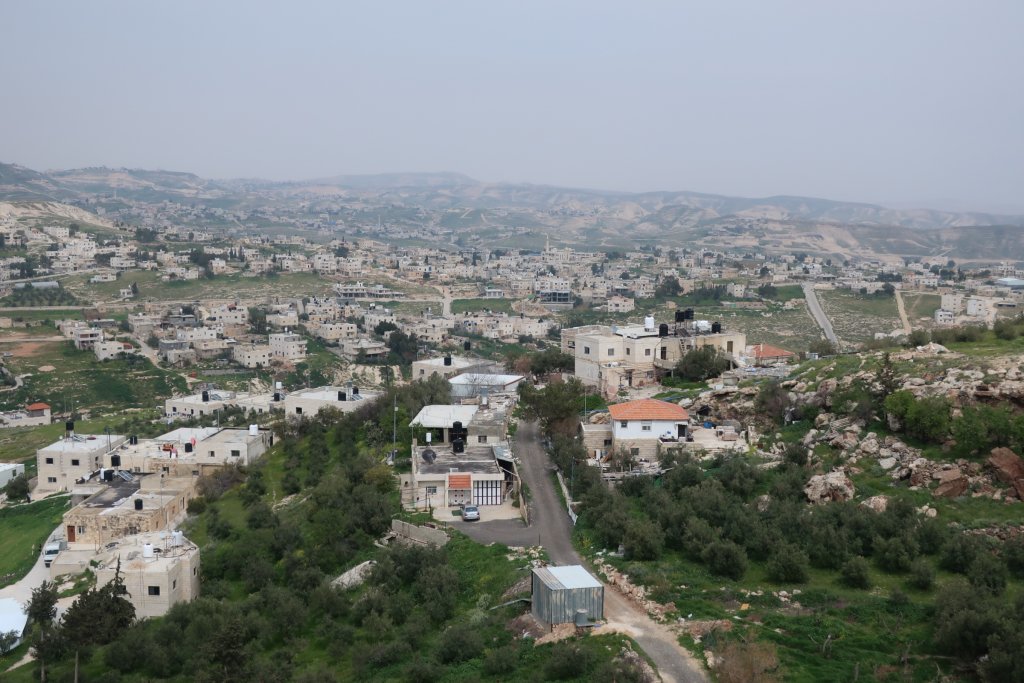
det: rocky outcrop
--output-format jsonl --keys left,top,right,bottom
{"left": 805, "top": 470, "right": 855, "bottom": 504}
{"left": 988, "top": 447, "right": 1024, "bottom": 499}
{"left": 332, "top": 560, "right": 377, "bottom": 590}
{"left": 861, "top": 495, "right": 890, "bottom": 513}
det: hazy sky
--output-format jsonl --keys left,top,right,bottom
{"left": 2, "top": 2, "right": 1022, "bottom": 212}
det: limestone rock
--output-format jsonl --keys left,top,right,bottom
{"left": 861, "top": 495, "right": 890, "bottom": 513}
{"left": 332, "top": 560, "right": 377, "bottom": 590}
{"left": 805, "top": 470, "right": 855, "bottom": 504}
{"left": 878, "top": 457, "right": 897, "bottom": 471}
{"left": 933, "top": 470, "right": 968, "bottom": 498}
{"left": 988, "top": 447, "right": 1024, "bottom": 499}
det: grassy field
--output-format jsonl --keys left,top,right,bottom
{"left": 722, "top": 305, "right": 823, "bottom": 352}
{"left": 902, "top": 292, "right": 941, "bottom": 327}
{"left": 64, "top": 271, "right": 338, "bottom": 303}
{"left": 451, "top": 298, "right": 515, "bottom": 315}
{"left": 0, "top": 342, "right": 187, "bottom": 416}
{"left": 817, "top": 290, "right": 902, "bottom": 343}
{"left": 0, "top": 494, "right": 70, "bottom": 587}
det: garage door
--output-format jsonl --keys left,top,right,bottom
{"left": 473, "top": 480, "right": 502, "bottom": 505}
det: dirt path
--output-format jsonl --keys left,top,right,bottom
{"left": 802, "top": 284, "right": 838, "bottom": 344}
{"left": 894, "top": 289, "right": 912, "bottom": 334}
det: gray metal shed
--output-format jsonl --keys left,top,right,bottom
{"left": 531, "top": 565, "right": 604, "bottom": 625}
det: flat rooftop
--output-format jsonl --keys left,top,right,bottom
{"left": 417, "top": 355, "right": 478, "bottom": 369}
{"left": 410, "top": 404, "right": 479, "bottom": 429}
{"left": 40, "top": 434, "right": 125, "bottom": 454}
{"left": 414, "top": 444, "right": 502, "bottom": 476}
{"left": 292, "top": 386, "right": 379, "bottom": 402}
{"left": 78, "top": 477, "right": 141, "bottom": 509}
{"left": 449, "top": 373, "right": 523, "bottom": 386}
{"left": 94, "top": 530, "right": 198, "bottom": 574}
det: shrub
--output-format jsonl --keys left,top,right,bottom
{"left": 1004, "top": 536, "right": 1024, "bottom": 578}
{"left": 675, "top": 346, "right": 731, "bottom": 382}
{"left": 437, "top": 622, "right": 484, "bottom": 664}
{"left": 543, "top": 642, "right": 595, "bottom": 680}
{"left": 623, "top": 518, "right": 665, "bottom": 561}
{"left": 969, "top": 553, "right": 1008, "bottom": 597}
{"left": 940, "top": 535, "right": 983, "bottom": 574}
{"left": 840, "top": 556, "right": 871, "bottom": 589}
{"left": 702, "top": 540, "right": 748, "bottom": 581}
{"left": 933, "top": 581, "right": 1000, "bottom": 661}
{"left": 908, "top": 558, "right": 934, "bottom": 590}
{"left": 766, "top": 544, "right": 810, "bottom": 583}
{"left": 874, "top": 535, "right": 916, "bottom": 573}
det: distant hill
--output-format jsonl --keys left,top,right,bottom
{"left": 1, "top": 161, "right": 1022, "bottom": 248}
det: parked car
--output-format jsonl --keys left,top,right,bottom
{"left": 43, "top": 539, "right": 67, "bottom": 568}
{"left": 461, "top": 505, "right": 480, "bottom": 521}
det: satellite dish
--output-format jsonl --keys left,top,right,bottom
{"left": 421, "top": 448, "right": 437, "bottom": 464}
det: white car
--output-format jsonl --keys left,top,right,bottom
{"left": 462, "top": 505, "right": 480, "bottom": 521}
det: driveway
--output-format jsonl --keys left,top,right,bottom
{"left": 509, "top": 421, "right": 708, "bottom": 683}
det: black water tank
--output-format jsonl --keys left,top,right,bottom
{"left": 134, "top": 498, "right": 143, "bottom": 511}
{"left": 684, "top": 308, "right": 694, "bottom": 320}
{"left": 452, "top": 421, "right": 463, "bottom": 439}
{"left": 184, "top": 443, "right": 193, "bottom": 453}
{"left": 463, "top": 341, "right": 471, "bottom": 351}
{"left": 201, "top": 390, "right": 210, "bottom": 402}
{"left": 338, "top": 391, "right": 346, "bottom": 401}
{"left": 104, "top": 469, "right": 114, "bottom": 481}
{"left": 711, "top": 322, "right": 722, "bottom": 333}
{"left": 66, "top": 420, "right": 74, "bottom": 433}
{"left": 659, "top": 323, "right": 669, "bottom": 337}
{"left": 352, "top": 386, "right": 359, "bottom": 396}
{"left": 452, "top": 438, "right": 465, "bottom": 454}
{"left": 110, "top": 455, "right": 121, "bottom": 467}
{"left": 675, "top": 310, "right": 686, "bottom": 322}
{"left": 444, "top": 356, "right": 452, "bottom": 366}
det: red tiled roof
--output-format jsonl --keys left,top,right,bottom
{"left": 750, "top": 343, "right": 795, "bottom": 359}
{"left": 608, "top": 399, "right": 688, "bottom": 421}
{"left": 26, "top": 402, "right": 50, "bottom": 411}
{"left": 449, "top": 473, "right": 471, "bottom": 489}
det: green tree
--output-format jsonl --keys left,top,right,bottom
{"left": 518, "top": 377, "right": 587, "bottom": 437}
{"left": 61, "top": 560, "right": 136, "bottom": 652}
{"left": 675, "top": 346, "right": 731, "bottom": 381}
{"left": 840, "top": 556, "right": 871, "bottom": 589}
{"left": 3, "top": 473, "right": 29, "bottom": 501}
{"left": 702, "top": 540, "right": 748, "bottom": 580}
{"left": 766, "top": 543, "right": 810, "bottom": 583}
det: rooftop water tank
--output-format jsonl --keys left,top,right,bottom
{"left": 142, "top": 543, "right": 154, "bottom": 558}
{"left": 644, "top": 315, "right": 655, "bottom": 331}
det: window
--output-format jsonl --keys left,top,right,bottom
{"left": 607, "top": 348, "right": 615, "bottom": 356}
{"left": 230, "top": 449, "right": 240, "bottom": 458}
{"left": 426, "top": 486, "right": 437, "bottom": 495}
{"left": 295, "top": 407, "right": 302, "bottom": 415}
{"left": 193, "top": 567, "right": 197, "bottom": 575}
{"left": 727, "top": 341, "right": 734, "bottom": 352}
{"left": 47, "top": 477, "right": 57, "bottom": 483}
{"left": 630, "top": 448, "right": 640, "bottom": 456}
{"left": 172, "top": 580, "right": 177, "bottom": 590}
{"left": 620, "top": 420, "right": 628, "bottom": 428}
{"left": 625, "top": 347, "right": 630, "bottom": 355}
{"left": 209, "top": 451, "right": 215, "bottom": 457}
{"left": 148, "top": 586, "right": 160, "bottom": 596}
{"left": 71, "top": 459, "right": 80, "bottom": 466}
{"left": 477, "top": 435, "right": 488, "bottom": 444}
{"left": 77, "top": 525, "right": 85, "bottom": 534}
{"left": 645, "top": 348, "right": 652, "bottom": 356}
{"left": 583, "top": 346, "right": 590, "bottom": 354}
{"left": 419, "top": 369, "right": 425, "bottom": 375}
{"left": 641, "top": 421, "right": 652, "bottom": 432}
{"left": 45, "top": 457, "right": 53, "bottom": 464}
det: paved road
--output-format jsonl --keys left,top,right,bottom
{"left": 802, "top": 283, "right": 838, "bottom": 344}
{"left": 457, "top": 421, "right": 708, "bottom": 683}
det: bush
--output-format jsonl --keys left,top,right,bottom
{"left": 186, "top": 497, "right": 207, "bottom": 515}
{"left": 766, "top": 544, "right": 810, "bottom": 583}
{"left": 908, "top": 558, "right": 934, "bottom": 590}
{"left": 437, "top": 622, "right": 484, "bottom": 664}
{"left": 2, "top": 474, "right": 29, "bottom": 501}
{"left": 623, "top": 518, "right": 665, "bottom": 561}
{"left": 702, "top": 540, "right": 748, "bottom": 581}
{"left": 874, "top": 535, "right": 916, "bottom": 573}
{"left": 934, "top": 581, "right": 1001, "bottom": 661}
{"left": 544, "top": 642, "right": 595, "bottom": 681}
{"left": 940, "top": 535, "right": 983, "bottom": 574}
{"left": 969, "top": 553, "right": 1008, "bottom": 597}
{"left": 840, "top": 556, "right": 871, "bottom": 589}
{"left": 1004, "top": 536, "right": 1024, "bottom": 578}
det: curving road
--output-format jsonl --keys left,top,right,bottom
{"left": 802, "top": 283, "right": 838, "bottom": 345}
{"left": 455, "top": 421, "right": 708, "bottom": 683}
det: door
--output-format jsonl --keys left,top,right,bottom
{"left": 67, "top": 525, "right": 76, "bottom": 542}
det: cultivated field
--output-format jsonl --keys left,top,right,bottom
{"left": 817, "top": 290, "right": 903, "bottom": 343}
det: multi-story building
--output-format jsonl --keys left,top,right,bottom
{"left": 268, "top": 332, "right": 307, "bottom": 361}
{"left": 36, "top": 428, "right": 128, "bottom": 493}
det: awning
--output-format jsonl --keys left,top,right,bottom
{"left": 448, "top": 473, "right": 471, "bottom": 489}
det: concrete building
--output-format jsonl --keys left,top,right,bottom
{"left": 62, "top": 474, "right": 194, "bottom": 545}
{"left": 36, "top": 429, "right": 128, "bottom": 492}
{"left": 934, "top": 308, "right": 955, "bottom": 325}
{"left": 0, "top": 402, "right": 51, "bottom": 428}
{"left": 607, "top": 399, "right": 690, "bottom": 459}
{"left": 232, "top": 343, "right": 272, "bottom": 368}
{"left": 163, "top": 389, "right": 276, "bottom": 419}
{"left": 606, "top": 295, "right": 635, "bottom": 313}
{"left": 94, "top": 340, "right": 134, "bottom": 361}
{"left": 72, "top": 327, "right": 102, "bottom": 350}
{"left": 448, "top": 373, "right": 524, "bottom": 399}
{"left": 269, "top": 332, "right": 307, "bottom": 361}
{"left": 103, "top": 426, "right": 271, "bottom": 475}
{"left": 0, "top": 462, "right": 26, "bottom": 488}
{"left": 412, "top": 355, "right": 488, "bottom": 381}
{"left": 283, "top": 385, "right": 381, "bottom": 419}
{"left": 966, "top": 298, "right": 988, "bottom": 317}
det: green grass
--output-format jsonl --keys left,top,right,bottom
{"left": 817, "top": 290, "right": 902, "bottom": 343}
{"left": 0, "top": 342, "right": 187, "bottom": 416}
{"left": 65, "top": 270, "right": 337, "bottom": 303}
{"left": 451, "top": 298, "right": 515, "bottom": 315}
{"left": 0, "top": 494, "right": 70, "bottom": 587}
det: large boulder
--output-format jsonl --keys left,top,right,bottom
{"left": 805, "top": 470, "right": 855, "bottom": 504}
{"left": 332, "top": 560, "right": 377, "bottom": 590}
{"left": 988, "top": 447, "right": 1024, "bottom": 498}
{"left": 933, "top": 469, "right": 968, "bottom": 498}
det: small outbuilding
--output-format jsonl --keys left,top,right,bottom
{"left": 531, "top": 565, "right": 604, "bottom": 625}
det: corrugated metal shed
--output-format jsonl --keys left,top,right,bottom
{"left": 532, "top": 565, "right": 604, "bottom": 625}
